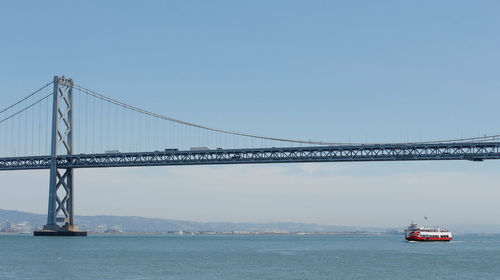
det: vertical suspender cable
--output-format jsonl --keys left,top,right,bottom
{"left": 100, "top": 98, "right": 103, "bottom": 153}
{"left": 85, "top": 89, "right": 88, "bottom": 153}
{"left": 31, "top": 105, "right": 34, "bottom": 155}
{"left": 38, "top": 96, "right": 41, "bottom": 155}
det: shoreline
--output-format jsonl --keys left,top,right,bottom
{"left": 0, "top": 231, "right": 396, "bottom": 236}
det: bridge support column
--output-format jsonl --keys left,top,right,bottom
{"left": 34, "top": 76, "right": 86, "bottom": 236}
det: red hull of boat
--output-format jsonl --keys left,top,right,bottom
{"left": 406, "top": 236, "right": 452, "bottom": 242}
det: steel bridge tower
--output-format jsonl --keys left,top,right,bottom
{"left": 34, "top": 76, "right": 86, "bottom": 236}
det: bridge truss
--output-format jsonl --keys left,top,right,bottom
{"left": 1, "top": 142, "right": 499, "bottom": 171}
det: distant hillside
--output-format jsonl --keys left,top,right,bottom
{"left": 0, "top": 209, "right": 46, "bottom": 228}
{"left": 2, "top": 209, "right": 499, "bottom": 234}
{"left": 0, "top": 209, "right": 391, "bottom": 233}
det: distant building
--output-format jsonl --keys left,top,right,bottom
{"left": 95, "top": 224, "right": 107, "bottom": 233}
{"left": 0, "top": 221, "right": 14, "bottom": 232}
{"left": 105, "top": 225, "right": 123, "bottom": 233}
{"left": 1, "top": 221, "right": 32, "bottom": 233}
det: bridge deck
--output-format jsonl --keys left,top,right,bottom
{"left": 1, "top": 142, "right": 500, "bottom": 171}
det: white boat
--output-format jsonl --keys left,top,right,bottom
{"left": 404, "top": 221, "right": 452, "bottom": 242}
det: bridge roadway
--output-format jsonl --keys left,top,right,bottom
{"left": 1, "top": 142, "right": 500, "bottom": 171}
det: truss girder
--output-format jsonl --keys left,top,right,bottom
{"left": 1, "top": 142, "right": 500, "bottom": 170}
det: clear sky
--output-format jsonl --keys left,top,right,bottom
{"left": 0, "top": 1, "right": 499, "bottom": 227}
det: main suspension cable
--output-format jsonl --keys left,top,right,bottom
{"left": 74, "top": 83, "right": 337, "bottom": 145}
{"left": 0, "top": 92, "right": 53, "bottom": 124}
{"left": 0, "top": 82, "right": 53, "bottom": 115}
{"left": 74, "top": 83, "right": 500, "bottom": 146}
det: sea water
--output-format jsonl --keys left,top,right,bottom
{"left": 0, "top": 234, "right": 499, "bottom": 279}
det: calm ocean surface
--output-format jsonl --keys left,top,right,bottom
{"left": 1, "top": 234, "right": 499, "bottom": 279}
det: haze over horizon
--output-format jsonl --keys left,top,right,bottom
{"left": 1, "top": 1, "right": 500, "bottom": 228}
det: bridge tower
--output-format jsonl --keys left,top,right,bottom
{"left": 34, "top": 76, "right": 86, "bottom": 236}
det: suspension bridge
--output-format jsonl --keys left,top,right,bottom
{"left": 1, "top": 76, "right": 499, "bottom": 236}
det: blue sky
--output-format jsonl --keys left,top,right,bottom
{"left": 0, "top": 1, "right": 499, "bottom": 227}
